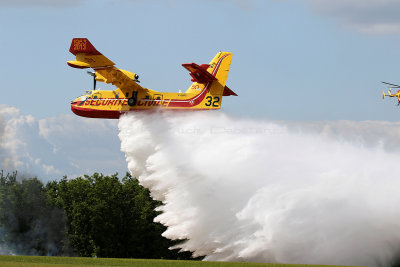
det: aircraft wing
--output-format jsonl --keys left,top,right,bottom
{"left": 67, "top": 38, "right": 143, "bottom": 92}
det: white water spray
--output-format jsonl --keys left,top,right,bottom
{"left": 119, "top": 111, "right": 400, "bottom": 266}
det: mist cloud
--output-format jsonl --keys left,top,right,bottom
{"left": 283, "top": 120, "right": 400, "bottom": 152}
{"left": 119, "top": 111, "right": 400, "bottom": 266}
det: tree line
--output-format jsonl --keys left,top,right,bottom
{"left": 0, "top": 171, "right": 195, "bottom": 259}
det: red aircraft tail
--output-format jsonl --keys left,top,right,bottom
{"left": 183, "top": 53, "right": 237, "bottom": 96}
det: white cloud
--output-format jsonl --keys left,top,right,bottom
{"left": 304, "top": 0, "right": 400, "bottom": 34}
{"left": 0, "top": 106, "right": 33, "bottom": 170}
{"left": 0, "top": 105, "right": 126, "bottom": 181}
{"left": 42, "top": 163, "right": 61, "bottom": 175}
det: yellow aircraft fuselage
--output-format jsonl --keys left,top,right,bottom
{"left": 68, "top": 38, "right": 236, "bottom": 119}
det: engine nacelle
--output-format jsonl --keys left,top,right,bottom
{"left": 120, "top": 69, "right": 140, "bottom": 82}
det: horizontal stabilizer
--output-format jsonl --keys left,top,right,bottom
{"left": 223, "top": 85, "right": 238, "bottom": 96}
{"left": 182, "top": 63, "right": 217, "bottom": 84}
{"left": 183, "top": 57, "right": 237, "bottom": 96}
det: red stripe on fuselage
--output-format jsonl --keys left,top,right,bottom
{"left": 71, "top": 104, "right": 216, "bottom": 119}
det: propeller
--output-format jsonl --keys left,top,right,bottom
{"left": 87, "top": 71, "right": 97, "bottom": 90}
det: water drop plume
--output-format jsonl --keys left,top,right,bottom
{"left": 119, "top": 111, "right": 400, "bottom": 266}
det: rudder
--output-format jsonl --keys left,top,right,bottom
{"left": 208, "top": 52, "right": 233, "bottom": 96}
{"left": 185, "top": 52, "right": 234, "bottom": 96}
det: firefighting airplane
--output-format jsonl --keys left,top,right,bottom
{"left": 382, "top": 81, "right": 400, "bottom": 105}
{"left": 68, "top": 38, "right": 237, "bottom": 119}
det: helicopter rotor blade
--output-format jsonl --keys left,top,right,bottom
{"left": 382, "top": 81, "right": 400, "bottom": 88}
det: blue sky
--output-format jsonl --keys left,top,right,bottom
{"left": 3, "top": 0, "right": 400, "bottom": 180}
{"left": 1, "top": 0, "right": 400, "bottom": 120}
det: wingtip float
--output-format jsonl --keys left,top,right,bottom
{"left": 67, "top": 38, "right": 237, "bottom": 119}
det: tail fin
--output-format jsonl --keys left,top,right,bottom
{"left": 69, "top": 38, "right": 101, "bottom": 56}
{"left": 208, "top": 52, "right": 235, "bottom": 96}
{"left": 209, "top": 52, "right": 232, "bottom": 87}
{"left": 185, "top": 52, "right": 236, "bottom": 96}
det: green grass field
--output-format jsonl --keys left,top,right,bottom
{"left": 0, "top": 255, "right": 355, "bottom": 267}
